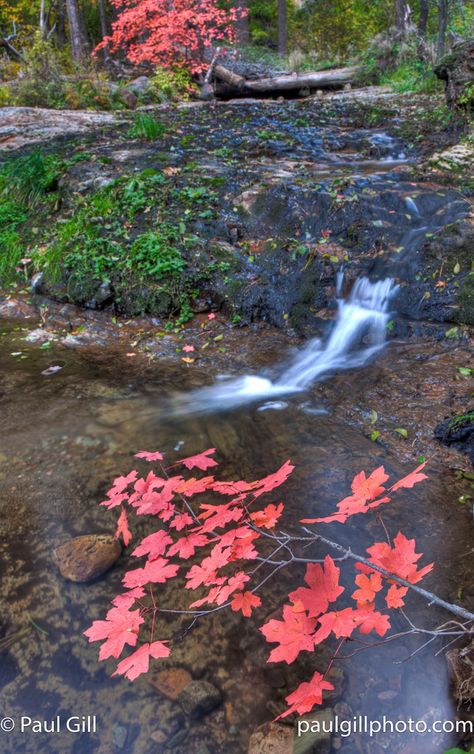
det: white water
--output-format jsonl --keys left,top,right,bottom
{"left": 176, "top": 277, "right": 398, "bottom": 415}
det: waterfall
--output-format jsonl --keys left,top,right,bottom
{"left": 173, "top": 277, "right": 398, "bottom": 415}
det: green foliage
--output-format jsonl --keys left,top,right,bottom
{"left": 0, "top": 149, "right": 63, "bottom": 207}
{"left": 0, "top": 229, "right": 23, "bottom": 283}
{"left": 380, "top": 60, "right": 442, "bottom": 94}
{"left": 127, "top": 229, "right": 185, "bottom": 279}
{"left": 127, "top": 113, "right": 169, "bottom": 141}
{"left": 148, "top": 67, "right": 194, "bottom": 102}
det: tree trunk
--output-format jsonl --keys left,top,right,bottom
{"left": 437, "top": 0, "right": 449, "bottom": 62}
{"left": 394, "top": 0, "right": 411, "bottom": 30}
{"left": 40, "top": 0, "right": 47, "bottom": 37}
{"left": 54, "top": 0, "right": 68, "bottom": 45}
{"left": 235, "top": 0, "right": 250, "bottom": 46}
{"left": 98, "top": 0, "right": 110, "bottom": 39}
{"left": 278, "top": 0, "right": 287, "bottom": 57}
{"left": 418, "top": 0, "right": 429, "bottom": 37}
{"left": 66, "top": 0, "right": 87, "bottom": 61}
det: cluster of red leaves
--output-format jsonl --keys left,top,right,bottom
{"left": 85, "top": 450, "right": 432, "bottom": 717}
{"left": 96, "top": 0, "right": 244, "bottom": 73}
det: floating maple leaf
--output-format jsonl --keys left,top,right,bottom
{"left": 260, "top": 605, "right": 317, "bottom": 664}
{"left": 250, "top": 503, "right": 284, "bottom": 529}
{"left": 277, "top": 672, "right": 335, "bottom": 718}
{"left": 131, "top": 530, "right": 173, "bottom": 560}
{"left": 115, "top": 507, "right": 132, "bottom": 547}
{"left": 122, "top": 558, "right": 179, "bottom": 589}
{"left": 178, "top": 448, "right": 218, "bottom": 471}
{"left": 113, "top": 641, "right": 170, "bottom": 681}
{"left": 290, "top": 556, "right": 344, "bottom": 618}
{"left": 135, "top": 451, "right": 164, "bottom": 462}
{"left": 363, "top": 531, "right": 433, "bottom": 584}
{"left": 390, "top": 461, "right": 428, "bottom": 492}
{"left": 231, "top": 591, "right": 262, "bottom": 617}
{"left": 84, "top": 607, "right": 144, "bottom": 660}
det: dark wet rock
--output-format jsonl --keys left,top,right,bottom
{"left": 54, "top": 534, "right": 121, "bottom": 583}
{"left": 294, "top": 709, "right": 333, "bottom": 754}
{"left": 151, "top": 667, "right": 193, "bottom": 700}
{"left": 435, "top": 38, "right": 474, "bottom": 108}
{"left": 248, "top": 722, "right": 293, "bottom": 754}
{"left": 0, "top": 297, "right": 37, "bottom": 319}
{"left": 86, "top": 282, "right": 114, "bottom": 310}
{"left": 177, "top": 680, "right": 222, "bottom": 720}
{"left": 435, "top": 410, "right": 474, "bottom": 462}
{"left": 31, "top": 271, "right": 46, "bottom": 294}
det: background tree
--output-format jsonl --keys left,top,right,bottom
{"left": 278, "top": 0, "right": 287, "bottom": 55}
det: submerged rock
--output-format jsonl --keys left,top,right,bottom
{"left": 54, "top": 534, "right": 121, "bottom": 582}
{"left": 151, "top": 667, "right": 193, "bottom": 700}
{"left": 435, "top": 410, "right": 474, "bottom": 462}
{"left": 177, "top": 679, "right": 222, "bottom": 720}
{"left": 248, "top": 722, "right": 293, "bottom": 754}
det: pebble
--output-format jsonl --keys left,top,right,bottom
{"left": 177, "top": 680, "right": 222, "bottom": 720}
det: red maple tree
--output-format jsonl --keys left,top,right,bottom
{"left": 96, "top": 0, "right": 243, "bottom": 73}
{"left": 85, "top": 448, "right": 474, "bottom": 718}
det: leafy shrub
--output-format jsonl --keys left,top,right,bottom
{"left": 127, "top": 113, "right": 168, "bottom": 140}
{"left": 148, "top": 66, "right": 194, "bottom": 102}
{"left": 0, "top": 229, "right": 23, "bottom": 282}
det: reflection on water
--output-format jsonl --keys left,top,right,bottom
{"left": 0, "top": 321, "right": 472, "bottom": 754}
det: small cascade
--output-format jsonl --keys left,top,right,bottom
{"left": 174, "top": 277, "right": 398, "bottom": 415}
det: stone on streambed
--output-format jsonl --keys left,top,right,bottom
{"left": 177, "top": 680, "right": 222, "bottom": 720}
{"left": 151, "top": 667, "right": 193, "bottom": 700}
{"left": 248, "top": 722, "right": 293, "bottom": 754}
{"left": 54, "top": 534, "right": 121, "bottom": 582}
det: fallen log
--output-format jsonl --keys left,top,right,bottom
{"left": 214, "top": 65, "right": 247, "bottom": 90}
{"left": 243, "top": 65, "right": 361, "bottom": 94}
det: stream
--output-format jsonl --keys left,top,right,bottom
{"left": 0, "top": 96, "right": 473, "bottom": 754}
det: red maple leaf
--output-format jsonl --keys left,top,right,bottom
{"left": 312, "top": 608, "right": 360, "bottom": 644}
{"left": 363, "top": 531, "right": 433, "bottom": 584}
{"left": 178, "top": 448, "right": 218, "bottom": 471}
{"left": 290, "top": 556, "right": 344, "bottom": 618}
{"left": 122, "top": 558, "right": 179, "bottom": 588}
{"left": 390, "top": 461, "right": 428, "bottom": 492}
{"left": 231, "top": 591, "right": 262, "bottom": 617}
{"left": 355, "top": 604, "right": 391, "bottom": 636}
{"left": 113, "top": 640, "right": 170, "bottom": 681}
{"left": 112, "top": 587, "right": 146, "bottom": 610}
{"left": 167, "top": 533, "right": 209, "bottom": 560}
{"left": 352, "top": 572, "right": 383, "bottom": 605}
{"left": 250, "top": 503, "right": 284, "bottom": 529}
{"left": 176, "top": 475, "right": 215, "bottom": 497}
{"left": 385, "top": 584, "right": 408, "bottom": 609}
{"left": 260, "top": 605, "right": 317, "bottom": 664}
{"left": 115, "top": 507, "right": 132, "bottom": 546}
{"left": 135, "top": 451, "right": 164, "bottom": 462}
{"left": 277, "top": 672, "right": 335, "bottom": 719}
{"left": 84, "top": 607, "right": 144, "bottom": 660}
{"left": 131, "top": 530, "right": 173, "bottom": 560}
{"left": 252, "top": 460, "right": 295, "bottom": 499}
{"left": 169, "top": 512, "right": 194, "bottom": 531}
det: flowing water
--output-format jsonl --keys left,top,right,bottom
{"left": 0, "top": 103, "right": 473, "bottom": 754}
{"left": 177, "top": 277, "right": 398, "bottom": 414}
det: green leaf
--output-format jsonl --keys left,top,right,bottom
{"left": 40, "top": 341, "right": 52, "bottom": 350}
{"left": 458, "top": 367, "right": 472, "bottom": 376}
{"left": 370, "top": 430, "right": 380, "bottom": 442}
{"left": 395, "top": 427, "right": 408, "bottom": 438}
{"left": 445, "top": 327, "right": 460, "bottom": 339}
{"left": 443, "top": 749, "right": 466, "bottom": 754}
{"left": 369, "top": 409, "right": 378, "bottom": 425}
{"left": 453, "top": 262, "right": 461, "bottom": 275}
